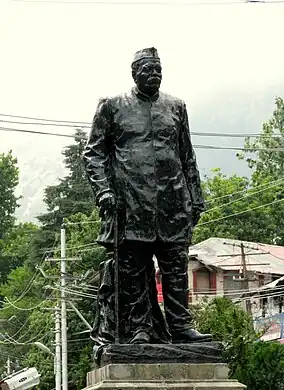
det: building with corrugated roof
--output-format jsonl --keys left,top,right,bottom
{"left": 156, "top": 237, "right": 284, "bottom": 314}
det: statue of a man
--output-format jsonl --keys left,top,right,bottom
{"left": 84, "top": 47, "right": 212, "bottom": 345}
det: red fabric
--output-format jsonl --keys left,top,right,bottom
{"left": 156, "top": 271, "right": 164, "bottom": 303}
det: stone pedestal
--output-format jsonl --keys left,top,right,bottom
{"left": 84, "top": 363, "right": 246, "bottom": 389}
{"left": 93, "top": 342, "right": 224, "bottom": 367}
{"left": 83, "top": 343, "right": 246, "bottom": 390}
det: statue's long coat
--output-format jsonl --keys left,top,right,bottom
{"left": 83, "top": 87, "right": 204, "bottom": 246}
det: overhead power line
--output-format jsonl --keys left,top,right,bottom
{"left": 0, "top": 126, "right": 75, "bottom": 139}
{"left": 194, "top": 144, "right": 284, "bottom": 152}
{"left": 205, "top": 179, "right": 284, "bottom": 213}
{"left": 0, "top": 119, "right": 89, "bottom": 129}
{"left": 52, "top": 196, "right": 284, "bottom": 230}
{"left": 11, "top": 0, "right": 284, "bottom": 6}
{"left": 0, "top": 113, "right": 89, "bottom": 125}
{"left": 206, "top": 177, "right": 284, "bottom": 203}
{"left": 198, "top": 197, "right": 284, "bottom": 227}
{"left": 192, "top": 132, "right": 282, "bottom": 139}
{"left": 1, "top": 118, "right": 283, "bottom": 139}
{"left": 4, "top": 294, "right": 53, "bottom": 312}
{"left": 0, "top": 114, "right": 283, "bottom": 139}
{"left": 1, "top": 126, "right": 284, "bottom": 152}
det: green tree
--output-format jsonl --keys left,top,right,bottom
{"left": 241, "top": 96, "right": 284, "bottom": 183}
{"left": 193, "top": 168, "right": 284, "bottom": 245}
{"left": 237, "top": 96, "right": 284, "bottom": 245}
{"left": 0, "top": 223, "right": 38, "bottom": 283}
{"left": 64, "top": 209, "right": 105, "bottom": 276}
{"left": 22, "top": 309, "right": 55, "bottom": 390}
{"left": 38, "top": 128, "right": 93, "bottom": 228}
{"left": 0, "top": 151, "right": 23, "bottom": 284}
{"left": 0, "top": 151, "right": 19, "bottom": 237}
{"left": 28, "top": 128, "right": 94, "bottom": 268}
{"left": 236, "top": 341, "right": 284, "bottom": 390}
{"left": 192, "top": 297, "right": 256, "bottom": 377}
{"left": 193, "top": 297, "right": 284, "bottom": 390}
{"left": 0, "top": 266, "right": 53, "bottom": 385}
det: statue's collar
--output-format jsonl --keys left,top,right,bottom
{"left": 132, "top": 86, "right": 159, "bottom": 103}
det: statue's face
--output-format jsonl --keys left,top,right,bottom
{"left": 133, "top": 59, "right": 162, "bottom": 95}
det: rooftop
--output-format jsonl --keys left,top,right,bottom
{"left": 189, "top": 237, "right": 284, "bottom": 275}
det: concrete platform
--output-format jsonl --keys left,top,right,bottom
{"left": 83, "top": 363, "right": 246, "bottom": 390}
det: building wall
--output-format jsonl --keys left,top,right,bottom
{"left": 188, "top": 258, "right": 222, "bottom": 303}
{"left": 156, "top": 257, "right": 279, "bottom": 317}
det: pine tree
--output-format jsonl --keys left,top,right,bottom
{"left": 38, "top": 128, "right": 93, "bottom": 228}
{"left": 28, "top": 128, "right": 94, "bottom": 266}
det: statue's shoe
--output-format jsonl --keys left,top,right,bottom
{"left": 130, "top": 331, "right": 151, "bottom": 344}
{"left": 172, "top": 328, "right": 212, "bottom": 344}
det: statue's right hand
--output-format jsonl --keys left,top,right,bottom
{"left": 98, "top": 192, "right": 115, "bottom": 218}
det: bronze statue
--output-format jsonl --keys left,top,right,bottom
{"left": 84, "top": 47, "right": 212, "bottom": 347}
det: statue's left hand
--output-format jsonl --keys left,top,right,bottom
{"left": 98, "top": 192, "right": 116, "bottom": 219}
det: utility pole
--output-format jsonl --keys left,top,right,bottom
{"left": 6, "top": 356, "right": 11, "bottom": 375}
{"left": 221, "top": 241, "right": 269, "bottom": 316}
{"left": 61, "top": 224, "right": 68, "bottom": 390}
{"left": 54, "top": 306, "right": 61, "bottom": 390}
{"left": 240, "top": 243, "right": 252, "bottom": 315}
{"left": 44, "top": 225, "right": 81, "bottom": 390}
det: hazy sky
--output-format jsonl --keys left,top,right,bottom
{"left": 1, "top": 0, "right": 284, "bottom": 122}
{"left": 1, "top": 0, "right": 284, "bottom": 220}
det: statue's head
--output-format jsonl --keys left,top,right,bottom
{"left": 131, "top": 47, "right": 162, "bottom": 96}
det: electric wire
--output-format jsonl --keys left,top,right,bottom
{"left": 206, "top": 177, "right": 284, "bottom": 203}
{"left": 5, "top": 292, "right": 53, "bottom": 311}
{"left": 0, "top": 119, "right": 89, "bottom": 129}
{"left": 8, "top": 318, "right": 31, "bottom": 340}
{"left": 11, "top": 0, "right": 284, "bottom": 5}
{"left": 0, "top": 331, "right": 52, "bottom": 346}
{"left": 1, "top": 126, "right": 284, "bottom": 152}
{"left": 192, "top": 284, "right": 284, "bottom": 297}
{"left": 3, "top": 271, "right": 40, "bottom": 306}
{"left": 204, "top": 179, "right": 284, "bottom": 213}
{"left": 197, "top": 197, "right": 284, "bottom": 227}
{"left": 0, "top": 113, "right": 89, "bottom": 125}
{"left": 50, "top": 285, "right": 96, "bottom": 299}
{"left": 1, "top": 239, "right": 58, "bottom": 311}
{"left": 60, "top": 197, "right": 284, "bottom": 229}
{"left": 0, "top": 117, "right": 283, "bottom": 139}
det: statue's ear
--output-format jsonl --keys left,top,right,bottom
{"left": 132, "top": 69, "right": 137, "bottom": 82}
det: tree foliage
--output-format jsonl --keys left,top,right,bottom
{"left": 37, "top": 128, "right": 93, "bottom": 229}
{"left": 28, "top": 128, "right": 93, "bottom": 268}
{"left": 236, "top": 341, "right": 284, "bottom": 390}
{"left": 194, "top": 297, "right": 284, "bottom": 390}
{"left": 0, "top": 223, "right": 38, "bottom": 284}
{"left": 241, "top": 96, "right": 284, "bottom": 183}
{"left": 0, "top": 151, "right": 19, "bottom": 237}
{"left": 193, "top": 167, "right": 284, "bottom": 245}
{"left": 192, "top": 297, "right": 256, "bottom": 377}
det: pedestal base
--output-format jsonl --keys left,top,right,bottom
{"left": 93, "top": 342, "right": 223, "bottom": 368}
{"left": 84, "top": 363, "right": 246, "bottom": 390}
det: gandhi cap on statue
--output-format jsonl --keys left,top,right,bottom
{"left": 132, "top": 47, "right": 160, "bottom": 65}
